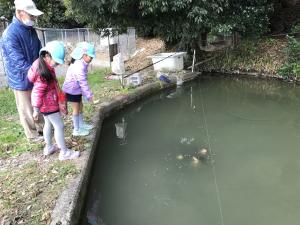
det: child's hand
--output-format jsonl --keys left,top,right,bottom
{"left": 88, "top": 96, "right": 93, "bottom": 103}
{"left": 33, "top": 111, "right": 39, "bottom": 121}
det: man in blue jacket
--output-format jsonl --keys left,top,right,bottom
{"left": 2, "top": 0, "right": 44, "bottom": 142}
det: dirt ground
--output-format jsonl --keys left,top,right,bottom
{"left": 125, "top": 37, "right": 165, "bottom": 72}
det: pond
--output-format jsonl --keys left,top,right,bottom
{"left": 80, "top": 74, "right": 300, "bottom": 225}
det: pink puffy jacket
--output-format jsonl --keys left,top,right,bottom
{"left": 28, "top": 59, "right": 59, "bottom": 114}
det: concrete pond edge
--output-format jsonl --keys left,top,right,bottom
{"left": 200, "top": 69, "right": 286, "bottom": 81}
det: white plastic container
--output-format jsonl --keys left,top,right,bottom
{"left": 148, "top": 52, "right": 186, "bottom": 71}
{"left": 126, "top": 73, "right": 141, "bottom": 86}
{"left": 111, "top": 53, "right": 125, "bottom": 75}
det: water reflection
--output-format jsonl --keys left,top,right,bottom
{"left": 86, "top": 192, "right": 106, "bottom": 225}
{"left": 115, "top": 117, "right": 127, "bottom": 145}
{"left": 180, "top": 137, "right": 195, "bottom": 145}
{"left": 166, "top": 87, "right": 183, "bottom": 99}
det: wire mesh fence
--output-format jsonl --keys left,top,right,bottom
{"left": 0, "top": 27, "right": 136, "bottom": 87}
{"left": 36, "top": 27, "right": 136, "bottom": 60}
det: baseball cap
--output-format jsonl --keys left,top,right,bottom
{"left": 14, "top": 0, "right": 44, "bottom": 16}
{"left": 70, "top": 42, "right": 96, "bottom": 60}
{"left": 40, "top": 41, "right": 65, "bottom": 65}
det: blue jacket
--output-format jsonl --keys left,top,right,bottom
{"left": 1, "top": 17, "right": 41, "bottom": 90}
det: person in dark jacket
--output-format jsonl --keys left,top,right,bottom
{"left": 2, "top": 0, "right": 44, "bottom": 142}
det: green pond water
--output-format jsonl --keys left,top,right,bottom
{"left": 80, "top": 75, "right": 300, "bottom": 225}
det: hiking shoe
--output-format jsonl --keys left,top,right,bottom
{"left": 59, "top": 149, "right": 80, "bottom": 161}
{"left": 80, "top": 123, "right": 94, "bottom": 130}
{"left": 43, "top": 145, "right": 59, "bottom": 156}
{"left": 73, "top": 128, "right": 90, "bottom": 136}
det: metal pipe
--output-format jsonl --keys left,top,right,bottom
{"left": 192, "top": 49, "right": 196, "bottom": 72}
{"left": 188, "top": 56, "right": 218, "bottom": 69}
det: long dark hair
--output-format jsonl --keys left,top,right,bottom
{"left": 38, "top": 51, "right": 54, "bottom": 83}
{"left": 70, "top": 58, "right": 75, "bottom": 65}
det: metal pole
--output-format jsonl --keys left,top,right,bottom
{"left": 44, "top": 29, "right": 47, "bottom": 45}
{"left": 65, "top": 29, "right": 67, "bottom": 43}
{"left": 190, "top": 87, "right": 193, "bottom": 108}
{"left": 42, "top": 29, "right": 46, "bottom": 46}
{"left": 192, "top": 49, "right": 196, "bottom": 72}
{"left": 127, "top": 28, "right": 129, "bottom": 57}
{"left": 117, "top": 30, "right": 120, "bottom": 54}
{"left": 108, "top": 32, "right": 111, "bottom": 68}
{"left": 78, "top": 28, "right": 80, "bottom": 42}
{"left": 99, "top": 29, "right": 101, "bottom": 46}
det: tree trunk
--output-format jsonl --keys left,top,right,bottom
{"left": 200, "top": 32, "right": 208, "bottom": 47}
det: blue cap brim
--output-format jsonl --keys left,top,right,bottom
{"left": 87, "top": 53, "right": 96, "bottom": 58}
{"left": 70, "top": 48, "right": 83, "bottom": 60}
{"left": 53, "top": 57, "right": 64, "bottom": 64}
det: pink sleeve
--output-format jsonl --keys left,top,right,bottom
{"left": 27, "top": 59, "right": 39, "bottom": 83}
{"left": 27, "top": 64, "right": 36, "bottom": 83}
{"left": 31, "top": 81, "right": 47, "bottom": 109}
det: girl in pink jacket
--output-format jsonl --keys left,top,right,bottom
{"left": 62, "top": 42, "right": 95, "bottom": 136}
{"left": 28, "top": 41, "right": 80, "bottom": 161}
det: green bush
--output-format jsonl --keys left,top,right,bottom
{"left": 291, "top": 24, "right": 300, "bottom": 33}
{"left": 277, "top": 36, "right": 300, "bottom": 78}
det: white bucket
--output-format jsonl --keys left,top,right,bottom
{"left": 148, "top": 52, "right": 186, "bottom": 71}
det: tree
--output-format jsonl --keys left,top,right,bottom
{"left": 216, "top": 0, "right": 274, "bottom": 36}
{"left": 64, "top": 0, "right": 276, "bottom": 48}
{"left": 0, "top": 0, "right": 82, "bottom": 28}
{"left": 35, "top": 0, "right": 81, "bottom": 28}
{"left": 64, "top": 0, "right": 227, "bottom": 47}
{"left": 0, "top": 0, "right": 13, "bottom": 21}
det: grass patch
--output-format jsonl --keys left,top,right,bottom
{"left": 0, "top": 88, "right": 17, "bottom": 117}
{"left": 0, "top": 160, "right": 79, "bottom": 224}
{"left": 0, "top": 119, "right": 42, "bottom": 158}
{"left": 0, "top": 88, "right": 42, "bottom": 158}
{"left": 84, "top": 69, "right": 135, "bottom": 118}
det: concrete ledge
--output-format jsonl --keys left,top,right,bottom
{"left": 200, "top": 70, "right": 282, "bottom": 80}
{"left": 50, "top": 80, "right": 182, "bottom": 225}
